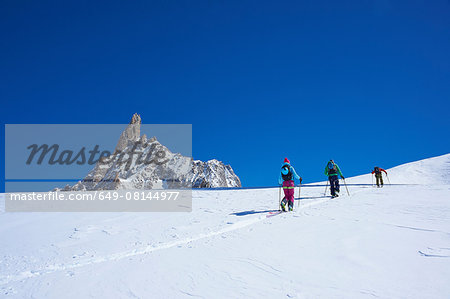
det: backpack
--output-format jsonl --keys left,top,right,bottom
{"left": 374, "top": 167, "right": 381, "bottom": 174}
{"left": 327, "top": 162, "right": 337, "bottom": 175}
{"left": 281, "top": 164, "right": 293, "bottom": 181}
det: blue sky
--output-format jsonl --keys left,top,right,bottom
{"left": 1, "top": 0, "right": 449, "bottom": 190}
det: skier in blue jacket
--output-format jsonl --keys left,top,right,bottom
{"left": 278, "top": 158, "right": 302, "bottom": 211}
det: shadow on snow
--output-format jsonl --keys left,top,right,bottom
{"left": 231, "top": 210, "right": 279, "bottom": 216}
{"left": 231, "top": 196, "right": 333, "bottom": 216}
{"left": 297, "top": 196, "right": 332, "bottom": 200}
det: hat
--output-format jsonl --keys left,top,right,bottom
{"left": 284, "top": 158, "right": 290, "bottom": 164}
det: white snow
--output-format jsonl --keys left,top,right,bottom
{"left": 347, "top": 153, "right": 450, "bottom": 185}
{"left": 0, "top": 154, "right": 449, "bottom": 298}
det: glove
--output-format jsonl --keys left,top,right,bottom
{"left": 299, "top": 177, "right": 303, "bottom": 184}
{"left": 341, "top": 176, "right": 345, "bottom": 179}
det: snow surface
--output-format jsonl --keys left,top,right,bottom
{"left": 0, "top": 154, "right": 449, "bottom": 298}
{"left": 346, "top": 153, "right": 450, "bottom": 185}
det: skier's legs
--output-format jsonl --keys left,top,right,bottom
{"left": 329, "top": 176, "right": 336, "bottom": 196}
{"left": 287, "top": 188, "right": 294, "bottom": 208}
{"left": 281, "top": 197, "right": 288, "bottom": 210}
{"left": 376, "top": 174, "right": 381, "bottom": 187}
{"left": 330, "top": 175, "right": 340, "bottom": 195}
{"left": 380, "top": 175, "right": 384, "bottom": 186}
{"left": 286, "top": 184, "right": 295, "bottom": 205}
{"left": 335, "top": 176, "right": 340, "bottom": 193}
{"left": 288, "top": 199, "right": 294, "bottom": 211}
{"left": 283, "top": 180, "right": 295, "bottom": 209}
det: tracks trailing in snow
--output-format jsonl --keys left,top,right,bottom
{"left": 0, "top": 191, "right": 336, "bottom": 286}
{"left": 0, "top": 216, "right": 262, "bottom": 285}
{"left": 0, "top": 185, "right": 358, "bottom": 285}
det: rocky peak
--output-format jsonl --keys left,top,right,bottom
{"left": 130, "top": 113, "right": 142, "bottom": 125}
{"left": 59, "top": 114, "right": 241, "bottom": 191}
{"left": 115, "top": 113, "right": 141, "bottom": 152}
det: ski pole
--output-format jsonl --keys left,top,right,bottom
{"left": 278, "top": 186, "right": 282, "bottom": 211}
{"left": 343, "top": 178, "right": 350, "bottom": 196}
{"left": 297, "top": 183, "right": 301, "bottom": 208}
{"left": 324, "top": 180, "right": 328, "bottom": 196}
{"left": 371, "top": 173, "right": 374, "bottom": 187}
{"left": 386, "top": 173, "right": 391, "bottom": 185}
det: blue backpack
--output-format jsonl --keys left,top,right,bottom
{"left": 327, "top": 162, "right": 337, "bottom": 174}
{"left": 281, "top": 165, "right": 293, "bottom": 181}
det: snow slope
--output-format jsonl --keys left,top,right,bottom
{"left": 1, "top": 155, "right": 449, "bottom": 298}
{"left": 346, "top": 153, "right": 450, "bottom": 185}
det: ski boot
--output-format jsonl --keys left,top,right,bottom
{"left": 280, "top": 201, "right": 286, "bottom": 212}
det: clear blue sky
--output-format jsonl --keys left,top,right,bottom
{"left": 1, "top": 0, "right": 449, "bottom": 190}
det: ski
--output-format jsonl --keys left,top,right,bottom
{"left": 266, "top": 211, "right": 283, "bottom": 218}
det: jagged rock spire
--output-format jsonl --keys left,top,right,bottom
{"left": 59, "top": 113, "right": 242, "bottom": 191}
{"left": 115, "top": 113, "right": 142, "bottom": 152}
{"left": 130, "top": 113, "right": 142, "bottom": 125}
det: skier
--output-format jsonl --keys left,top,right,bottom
{"left": 371, "top": 166, "right": 387, "bottom": 187}
{"left": 278, "top": 158, "right": 302, "bottom": 211}
{"left": 324, "top": 160, "right": 344, "bottom": 198}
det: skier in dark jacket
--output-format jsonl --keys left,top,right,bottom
{"left": 278, "top": 158, "right": 302, "bottom": 211}
{"left": 371, "top": 166, "right": 387, "bottom": 187}
{"left": 324, "top": 160, "right": 344, "bottom": 198}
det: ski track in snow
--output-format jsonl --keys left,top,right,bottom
{"left": 0, "top": 193, "right": 334, "bottom": 286}
{"left": 418, "top": 247, "right": 450, "bottom": 258}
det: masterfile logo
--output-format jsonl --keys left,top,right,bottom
{"left": 5, "top": 124, "right": 192, "bottom": 192}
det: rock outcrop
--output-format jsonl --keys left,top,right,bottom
{"left": 115, "top": 113, "right": 141, "bottom": 152}
{"left": 59, "top": 114, "right": 241, "bottom": 191}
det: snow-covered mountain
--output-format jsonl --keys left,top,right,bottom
{"left": 1, "top": 154, "right": 449, "bottom": 298}
{"left": 59, "top": 114, "right": 241, "bottom": 190}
